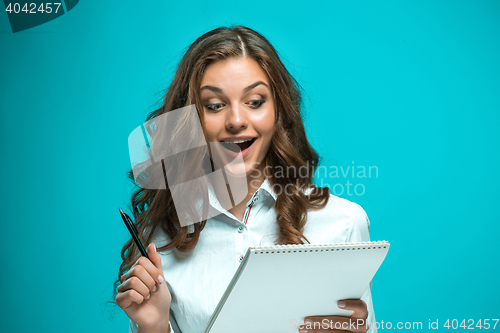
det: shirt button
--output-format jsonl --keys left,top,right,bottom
{"left": 239, "top": 255, "right": 244, "bottom": 262}
{"left": 238, "top": 226, "right": 244, "bottom": 233}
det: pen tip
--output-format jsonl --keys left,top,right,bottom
{"left": 119, "top": 207, "right": 123, "bottom": 213}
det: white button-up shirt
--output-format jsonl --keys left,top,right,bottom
{"left": 129, "top": 178, "right": 377, "bottom": 333}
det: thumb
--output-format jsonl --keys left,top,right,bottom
{"left": 147, "top": 242, "right": 164, "bottom": 278}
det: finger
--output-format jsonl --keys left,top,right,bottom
{"left": 338, "top": 299, "right": 368, "bottom": 318}
{"left": 118, "top": 275, "right": 157, "bottom": 294}
{"left": 116, "top": 289, "right": 146, "bottom": 309}
{"left": 120, "top": 244, "right": 163, "bottom": 288}
{"left": 120, "top": 264, "right": 139, "bottom": 284}
{"left": 146, "top": 243, "right": 165, "bottom": 284}
{"left": 119, "top": 245, "right": 156, "bottom": 283}
{"left": 300, "top": 316, "right": 369, "bottom": 333}
{"left": 298, "top": 326, "right": 346, "bottom": 333}
{"left": 118, "top": 275, "right": 152, "bottom": 300}
{"left": 121, "top": 263, "right": 157, "bottom": 298}
{"left": 136, "top": 255, "right": 163, "bottom": 289}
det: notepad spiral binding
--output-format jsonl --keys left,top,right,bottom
{"left": 252, "top": 241, "right": 389, "bottom": 254}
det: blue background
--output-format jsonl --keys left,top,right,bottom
{"left": 1, "top": 0, "right": 499, "bottom": 332}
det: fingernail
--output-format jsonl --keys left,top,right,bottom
{"left": 338, "top": 300, "right": 346, "bottom": 308}
{"left": 147, "top": 294, "right": 150, "bottom": 299}
{"left": 298, "top": 328, "right": 308, "bottom": 333}
{"left": 153, "top": 243, "right": 156, "bottom": 252}
{"left": 305, "top": 319, "right": 312, "bottom": 324}
{"left": 153, "top": 285, "right": 157, "bottom": 292}
{"left": 158, "top": 275, "right": 164, "bottom": 284}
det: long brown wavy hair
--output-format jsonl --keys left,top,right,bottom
{"left": 112, "top": 25, "right": 330, "bottom": 302}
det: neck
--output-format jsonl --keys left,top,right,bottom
{"left": 212, "top": 164, "right": 266, "bottom": 220}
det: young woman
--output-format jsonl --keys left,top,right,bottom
{"left": 114, "top": 25, "right": 375, "bottom": 333}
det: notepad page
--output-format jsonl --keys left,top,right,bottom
{"left": 204, "top": 241, "right": 390, "bottom": 333}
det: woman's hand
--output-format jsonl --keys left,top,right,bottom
{"left": 298, "top": 299, "right": 369, "bottom": 333}
{"left": 116, "top": 243, "right": 172, "bottom": 332}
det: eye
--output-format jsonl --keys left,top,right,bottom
{"left": 205, "top": 103, "right": 224, "bottom": 112}
{"left": 248, "top": 99, "right": 265, "bottom": 109}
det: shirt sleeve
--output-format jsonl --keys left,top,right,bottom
{"left": 129, "top": 320, "right": 174, "bottom": 333}
{"left": 347, "top": 202, "right": 371, "bottom": 243}
{"left": 348, "top": 203, "right": 378, "bottom": 333}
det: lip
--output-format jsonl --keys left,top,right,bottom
{"left": 219, "top": 137, "right": 257, "bottom": 159}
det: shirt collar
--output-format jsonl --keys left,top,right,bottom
{"left": 206, "top": 177, "right": 277, "bottom": 217}
{"left": 259, "top": 177, "right": 278, "bottom": 201}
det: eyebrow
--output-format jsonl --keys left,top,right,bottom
{"left": 200, "top": 81, "right": 269, "bottom": 94}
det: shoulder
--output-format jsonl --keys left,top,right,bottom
{"left": 305, "top": 191, "right": 371, "bottom": 243}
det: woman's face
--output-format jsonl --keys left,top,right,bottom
{"left": 200, "top": 57, "right": 275, "bottom": 177}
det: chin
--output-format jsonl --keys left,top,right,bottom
{"left": 245, "top": 159, "right": 265, "bottom": 176}
{"left": 244, "top": 164, "right": 255, "bottom": 175}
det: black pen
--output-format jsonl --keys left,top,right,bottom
{"left": 119, "top": 208, "right": 149, "bottom": 259}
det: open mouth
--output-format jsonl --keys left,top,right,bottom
{"left": 220, "top": 138, "right": 256, "bottom": 153}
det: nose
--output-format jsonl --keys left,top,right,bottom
{"left": 225, "top": 104, "right": 248, "bottom": 132}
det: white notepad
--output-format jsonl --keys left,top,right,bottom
{"left": 203, "top": 241, "right": 390, "bottom": 333}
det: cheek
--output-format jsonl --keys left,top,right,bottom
{"left": 262, "top": 123, "right": 275, "bottom": 141}
{"left": 261, "top": 109, "right": 276, "bottom": 138}
{"left": 256, "top": 118, "right": 275, "bottom": 153}
{"left": 203, "top": 116, "right": 220, "bottom": 141}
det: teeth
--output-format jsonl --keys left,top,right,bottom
{"left": 222, "top": 139, "right": 253, "bottom": 143}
